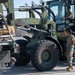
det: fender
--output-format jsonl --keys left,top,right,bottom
{"left": 46, "top": 36, "right": 63, "bottom": 57}
{"left": 12, "top": 37, "right": 27, "bottom": 41}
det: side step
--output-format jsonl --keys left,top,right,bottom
{"left": 0, "top": 50, "right": 10, "bottom": 69}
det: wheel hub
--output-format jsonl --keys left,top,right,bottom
{"left": 41, "top": 50, "right": 51, "bottom": 62}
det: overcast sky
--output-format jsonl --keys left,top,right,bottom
{"left": 14, "top": 0, "right": 49, "bottom": 7}
{"left": 13, "top": 0, "right": 49, "bottom": 18}
{"left": 3, "top": 0, "right": 50, "bottom": 18}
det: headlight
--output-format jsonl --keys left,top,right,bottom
{"left": 14, "top": 43, "right": 20, "bottom": 53}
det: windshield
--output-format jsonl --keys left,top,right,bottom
{"left": 47, "top": 1, "right": 75, "bottom": 32}
{"left": 48, "top": 2, "right": 65, "bottom": 24}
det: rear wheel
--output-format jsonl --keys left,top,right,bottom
{"left": 31, "top": 40, "right": 59, "bottom": 71}
{"left": 15, "top": 39, "right": 28, "bottom": 54}
{"left": 13, "top": 53, "right": 30, "bottom": 66}
{"left": 13, "top": 39, "right": 30, "bottom": 66}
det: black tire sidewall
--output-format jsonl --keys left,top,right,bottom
{"left": 31, "top": 40, "right": 59, "bottom": 71}
{"left": 13, "top": 39, "right": 30, "bottom": 66}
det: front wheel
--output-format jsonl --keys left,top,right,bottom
{"left": 31, "top": 40, "right": 59, "bottom": 71}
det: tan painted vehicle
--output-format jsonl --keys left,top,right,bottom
{"left": 0, "top": 13, "right": 14, "bottom": 69}
{"left": 0, "top": 0, "right": 27, "bottom": 69}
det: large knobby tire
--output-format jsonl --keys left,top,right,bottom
{"left": 31, "top": 40, "right": 59, "bottom": 71}
{"left": 13, "top": 40, "right": 30, "bottom": 66}
{"left": 13, "top": 53, "right": 30, "bottom": 66}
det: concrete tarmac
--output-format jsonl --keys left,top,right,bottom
{"left": 0, "top": 61, "right": 75, "bottom": 75}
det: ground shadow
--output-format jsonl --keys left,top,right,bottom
{"left": 1, "top": 61, "right": 75, "bottom": 75}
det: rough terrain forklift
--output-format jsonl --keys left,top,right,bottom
{"left": 13, "top": 0, "right": 75, "bottom": 71}
{"left": 0, "top": 0, "right": 75, "bottom": 71}
{"left": 13, "top": 0, "right": 62, "bottom": 71}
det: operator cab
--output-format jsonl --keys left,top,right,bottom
{"left": 47, "top": 0, "right": 75, "bottom": 33}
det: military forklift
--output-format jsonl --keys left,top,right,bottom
{"left": 13, "top": 0, "right": 62, "bottom": 71}
{"left": 13, "top": 0, "right": 75, "bottom": 71}
{"left": 0, "top": 0, "right": 75, "bottom": 71}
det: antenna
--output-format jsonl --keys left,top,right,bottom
{"left": 25, "top": 3, "right": 28, "bottom": 7}
{"left": 25, "top": 3, "right": 28, "bottom": 18}
{"left": 40, "top": 0, "right": 44, "bottom": 4}
{"left": 31, "top": 1, "right": 35, "bottom": 7}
